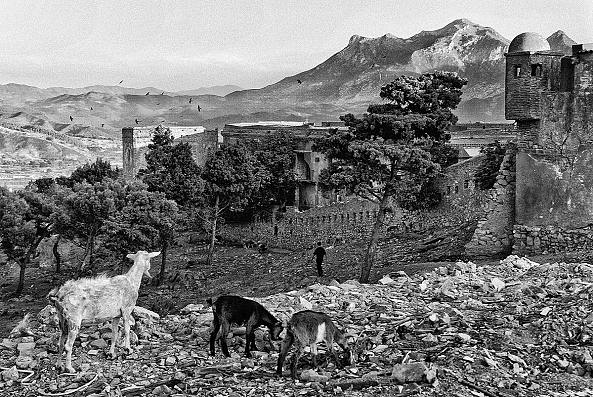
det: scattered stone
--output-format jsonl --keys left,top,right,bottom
{"left": 90, "top": 339, "right": 108, "bottom": 349}
{"left": 15, "top": 356, "right": 32, "bottom": 369}
{"left": 300, "top": 369, "right": 329, "bottom": 383}
{"left": 391, "top": 362, "right": 429, "bottom": 383}
{"left": 1, "top": 366, "right": 19, "bottom": 382}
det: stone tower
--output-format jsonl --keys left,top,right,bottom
{"left": 505, "top": 32, "right": 593, "bottom": 239}
{"left": 505, "top": 32, "right": 565, "bottom": 148}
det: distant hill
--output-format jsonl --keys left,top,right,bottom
{"left": 176, "top": 85, "right": 244, "bottom": 97}
{"left": 0, "top": 19, "right": 580, "bottom": 137}
{"left": 0, "top": 126, "right": 92, "bottom": 162}
{"left": 547, "top": 30, "right": 577, "bottom": 55}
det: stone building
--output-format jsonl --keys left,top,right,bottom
{"left": 122, "top": 125, "right": 219, "bottom": 178}
{"left": 505, "top": 33, "right": 593, "bottom": 250}
{"left": 467, "top": 32, "right": 593, "bottom": 255}
{"left": 222, "top": 121, "right": 348, "bottom": 210}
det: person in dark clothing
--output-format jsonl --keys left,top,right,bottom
{"left": 312, "top": 242, "right": 326, "bottom": 277}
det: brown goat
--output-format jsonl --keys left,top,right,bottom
{"left": 277, "top": 310, "right": 352, "bottom": 378}
{"left": 47, "top": 250, "right": 160, "bottom": 373}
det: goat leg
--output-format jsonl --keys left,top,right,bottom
{"left": 109, "top": 317, "right": 119, "bottom": 359}
{"left": 290, "top": 343, "right": 304, "bottom": 379}
{"left": 276, "top": 331, "right": 294, "bottom": 376}
{"left": 310, "top": 343, "right": 318, "bottom": 369}
{"left": 209, "top": 317, "right": 221, "bottom": 356}
{"left": 64, "top": 323, "right": 80, "bottom": 373}
{"left": 122, "top": 309, "right": 133, "bottom": 354}
{"left": 244, "top": 322, "right": 256, "bottom": 358}
{"left": 220, "top": 322, "right": 232, "bottom": 357}
{"left": 56, "top": 324, "right": 67, "bottom": 371}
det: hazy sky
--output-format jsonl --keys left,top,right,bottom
{"left": 1, "top": 0, "right": 591, "bottom": 91}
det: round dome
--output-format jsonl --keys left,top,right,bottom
{"left": 508, "top": 32, "right": 551, "bottom": 53}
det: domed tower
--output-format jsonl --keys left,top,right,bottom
{"left": 505, "top": 32, "right": 564, "bottom": 147}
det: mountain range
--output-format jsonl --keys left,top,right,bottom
{"left": 0, "top": 19, "right": 579, "bottom": 140}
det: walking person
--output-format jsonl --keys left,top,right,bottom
{"left": 311, "top": 242, "right": 326, "bottom": 277}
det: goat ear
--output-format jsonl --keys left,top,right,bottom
{"left": 126, "top": 253, "right": 136, "bottom": 260}
{"left": 149, "top": 251, "right": 161, "bottom": 258}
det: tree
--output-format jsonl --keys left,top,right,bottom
{"left": 316, "top": 71, "right": 467, "bottom": 283}
{"left": 244, "top": 132, "right": 297, "bottom": 215}
{"left": 475, "top": 141, "right": 506, "bottom": 190}
{"left": 104, "top": 183, "right": 178, "bottom": 283}
{"left": 139, "top": 125, "right": 205, "bottom": 207}
{"left": 202, "top": 143, "right": 262, "bottom": 265}
{"left": 57, "top": 158, "right": 121, "bottom": 188}
{"left": 0, "top": 185, "right": 59, "bottom": 295}
{"left": 64, "top": 178, "right": 130, "bottom": 272}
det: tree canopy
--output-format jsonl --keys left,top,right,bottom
{"left": 315, "top": 71, "right": 467, "bottom": 282}
{"left": 244, "top": 131, "right": 297, "bottom": 215}
{"left": 139, "top": 125, "right": 204, "bottom": 207}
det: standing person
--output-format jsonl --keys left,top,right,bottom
{"left": 312, "top": 242, "right": 326, "bottom": 277}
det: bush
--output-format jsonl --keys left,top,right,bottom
{"left": 475, "top": 142, "right": 506, "bottom": 190}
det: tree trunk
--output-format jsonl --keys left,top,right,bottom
{"left": 360, "top": 195, "right": 390, "bottom": 284}
{"left": 53, "top": 234, "right": 62, "bottom": 273}
{"left": 207, "top": 195, "right": 219, "bottom": 266}
{"left": 158, "top": 239, "right": 168, "bottom": 285}
{"left": 88, "top": 231, "right": 95, "bottom": 271}
{"left": 15, "top": 235, "right": 44, "bottom": 296}
{"left": 80, "top": 232, "right": 93, "bottom": 271}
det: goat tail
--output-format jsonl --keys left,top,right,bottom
{"left": 47, "top": 287, "right": 60, "bottom": 305}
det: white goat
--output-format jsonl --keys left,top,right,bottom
{"left": 47, "top": 250, "right": 160, "bottom": 373}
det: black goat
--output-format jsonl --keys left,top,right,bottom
{"left": 207, "top": 295, "right": 283, "bottom": 358}
{"left": 276, "top": 310, "right": 352, "bottom": 378}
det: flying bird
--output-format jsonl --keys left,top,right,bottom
{"left": 297, "top": 79, "right": 302, "bottom": 84}
{"left": 189, "top": 98, "right": 192, "bottom": 103}
{"left": 69, "top": 116, "right": 73, "bottom": 122}
{"left": 197, "top": 105, "right": 201, "bottom": 112}
{"left": 135, "top": 118, "right": 139, "bottom": 124}
{"left": 145, "top": 92, "right": 149, "bottom": 96}
{"left": 90, "top": 106, "right": 93, "bottom": 110}
{"left": 156, "top": 103, "right": 160, "bottom": 105}
{"left": 101, "top": 123, "right": 104, "bottom": 127}
{"left": 161, "top": 92, "right": 164, "bottom": 95}
{"left": 119, "top": 80, "right": 123, "bottom": 84}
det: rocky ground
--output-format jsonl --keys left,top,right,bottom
{"left": 2, "top": 253, "right": 593, "bottom": 396}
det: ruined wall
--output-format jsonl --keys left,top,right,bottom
{"left": 516, "top": 149, "right": 593, "bottom": 228}
{"left": 222, "top": 155, "right": 495, "bottom": 252}
{"left": 177, "top": 131, "right": 219, "bottom": 167}
{"left": 221, "top": 199, "right": 381, "bottom": 250}
{"left": 122, "top": 126, "right": 217, "bottom": 178}
{"left": 513, "top": 225, "right": 593, "bottom": 255}
{"left": 465, "top": 147, "right": 516, "bottom": 256}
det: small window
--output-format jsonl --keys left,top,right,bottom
{"left": 446, "top": 186, "right": 451, "bottom": 195}
{"left": 315, "top": 157, "right": 320, "bottom": 162}
{"left": 531, "top": 64, "right": 542, "bottom": 77}
{"left": 514, "top": 65, "right": 522, "bottom": 78}
{"left": 455, "top": 185, "right": 459, "bottom": 193}
{"left": 464, "top": 180, "right": 469, "bottom": 189}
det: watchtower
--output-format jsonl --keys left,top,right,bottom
{"left": 505, "top": 32, "right": 564, "bottom": 149}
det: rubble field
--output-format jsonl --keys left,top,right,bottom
{"left": 2, "top": 255, "right": 593, "bottom": 396}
